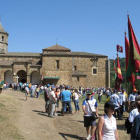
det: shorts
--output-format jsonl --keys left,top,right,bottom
{"left": 84, "top": 116, "right": 96, "bottom": 127}
{"left": 0, "top": 88, "right": 2, "bottom": 92}
{"left": 55, "top": 100, "right": 59, "bottom": 108}
{"left": 45, "top": 100, "right": 49, "bottom": 108}
{"left": 25, "top": 92, "right": 28, "bottom": 97}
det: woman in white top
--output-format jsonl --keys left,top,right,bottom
{"left": 98, "top": 101, "right": 119, "bottom": 140}
{"left": 74, "top": 89, "right": 81, "bottom": 113}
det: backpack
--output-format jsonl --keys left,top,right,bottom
{"left": 90, "top": 115, "right": 105, "bottom": 140}
{"left": 125, "top": 118, "right": 132, "bottom": 134}
{"left": 90, "top": 128, "right": 97, "bottom": 140}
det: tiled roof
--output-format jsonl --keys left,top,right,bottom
{"left": 72, "top": 71, "right": 87, "bottom": 76}
{"left": 43, "top": 44, "right": 71, "bottom": 51}
{"left": 71, "top": 52, "right": 107, "bottom": 57}
{"left": 42, "top": 51, "right": 107, "bottom": 57}
{"left": 0, "top": 52, "right": 41, "bottom": 57}
{"left": 0, "top": 51, "right": 107, "bottom": 58}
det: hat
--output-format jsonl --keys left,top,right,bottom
{"left": 105, "top": 101, "right": 117, "bottom": 109}
{"left": 47, "top": 84, "right": 50, "bottom": 87}
{"left": 52, "top": 85, "right": 55, "bottom": 88}
{"left": 114, "top": 89, "right": 117, "bottom": 93}
{"left": 133, "top": 88, "right": 137, "bottom": 92}
{"left": 87, "top": 90, "right": 92, "bottom": 95}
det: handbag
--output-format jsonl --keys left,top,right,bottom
{"left": 87, "top": 101, "right": 97, "bottom": 120}
{"left": 90, "top": 128, "right": 97, "bottom": 140}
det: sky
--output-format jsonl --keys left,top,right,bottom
{"left": 0, "top": 0, "right": 140, "bottom": 59}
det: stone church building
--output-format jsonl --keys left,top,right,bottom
{"left": 0, "top": 22, "right": 110, "bottom": 88}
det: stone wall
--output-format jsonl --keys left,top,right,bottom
{"left": 42, "top": 56, "right": 108, "bottom": 87}
{"left": 0, "top": 53, "right": 109, "bottom": 87}
{"left": 0, "top": 55, "right": 41, "bottom": 83}
{"left": 0, "top": 32, "right": 8, "bottom": 53}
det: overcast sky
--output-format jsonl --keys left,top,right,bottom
{"left": 0, "top": 0, "right": 140, "bottom": 59}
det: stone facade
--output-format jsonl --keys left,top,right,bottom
{"left": 0, "top": 22, "right": 110, "bottom": 88}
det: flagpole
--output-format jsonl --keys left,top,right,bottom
{"left": 125, "top": 31, "right": 128, "bottom": 95}
{"left": 116, "top": 52, "right": 118, "bottom": 92}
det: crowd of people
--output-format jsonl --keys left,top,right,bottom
{"left": 1, "top": 81, "right": 140, "bottom": 140}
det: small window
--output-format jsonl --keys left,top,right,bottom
{"left": 56, "top": 60, "right": 59, "bottom": 69}
{"left": 77, "top": 77, "right": 79, "bottom": 81}
{"left": 2, "top": 36, "right": 4, "bottom": 41}
{"left": 74, "top": 66, "right": 77, "bottom": 71}
{"left": 93, "top": 68, "right": 97, "bottom": 74}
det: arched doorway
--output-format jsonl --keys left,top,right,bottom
{"left": 17, "top": 70, "right": 27, "bottom": 83}
{"left": 30, "top": 71, "right": 40, "bottom": 84}
{"left": 4, "top": 70, "right": 13, "bottom": 87}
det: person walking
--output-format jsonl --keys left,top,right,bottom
{"left": 25, "top": 86, "right": 29, "bottom": 100}
{"left": 54, "top": 88, "right": 60, "bottom": 116}
{"left": 74, "top": 89, "right": 80, "bottom": 113}
{"left": 110, "top": 90, "right": 121, "bottom": 120}
{"left": 98, "top": 101, "right": 119, "bottom": 140}
{"left": 36, "top": 85, "right": 40, "bottom": 98}
{"left": 48, "top": 87, "right": 56, "bottom": 118}
{"left": 82, "top": 90, "right": 98, "bottom": 140}
{"left": 128, "top": 88, "right": 137, "bottom": 111}
{"left": 44, "top": 84, "right": 50, "bottom": 113}
{"left": 119, "top": 89, "right": 126, "bottom": 117}
{"left": 98, "top": 89, "right": 103, "bottom": 103}
{"left": 61, "top": 86, "right": 73, "bottom": 116}
{"left": 131, "top": 100, "right": 140, "bottom": 140}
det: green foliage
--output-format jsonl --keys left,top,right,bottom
{"left": 110, "top": 57, "right": 140, "bottom": 94}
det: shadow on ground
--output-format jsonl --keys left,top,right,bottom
{"left": 59, "top": 132, "right": 85, "bottom": 140}
{"left": 18, "top": 98, "right": 26, "bottom": 101}
{"left": 117, "top": 124, "right": 127, "bottom": 130}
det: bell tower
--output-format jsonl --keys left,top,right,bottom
{"left": 0, "top": 22, "right": 9, "bottom": 53}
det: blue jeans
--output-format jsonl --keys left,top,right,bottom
{"left": 31, "top": 89, "right": 35, "bottom": 97}
{"left": 36, "top": 92, "right": 40, "bottom": 98}
{"left": 74, "top": 100, "right": 80, "bottom": 111}
{"left": 63, "top": 101, "right": 73, "bottom": 112}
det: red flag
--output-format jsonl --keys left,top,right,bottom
{"left": 125, "top": 34, "right": 135, "bottom": 87}
{"left": 115, "top": 55, "right": 123, "bottom": 90}
{"left": 128, "top": 15, "right": 140, "bottom": 74}
{"left": 117, "top": 45, "right": 123, "bottom": 53}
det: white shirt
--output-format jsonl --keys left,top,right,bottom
{"left": 40, "top": 86, "right": 44, "bottom": 89}
{"left": 25, "top": 87, "right": 29, "bottom": 92}
{"left": 129, "top": 108, "right": 139, "bottom": 126}
{"left": 110, "top": 93, "right": 120, "bottom": 109}
{"left": 103, "top": 114, "right": 116, "bottom": 140}
{"left": 74, "top": 93, "right": 79, "bottom": 100}
{"left": 83, "top": 98, "right": 97, "bottom": 116}
{"left": 129, "top": 93, "right": 137, "bottom": 102}
{"left": 106, "top": 90, "right": 109, "bottom": 95}
{"left": 49, "top": 91, "right": 55, "bottom": 101}
{"left": 119, "top": 93, "right": 126, "bottom": 105}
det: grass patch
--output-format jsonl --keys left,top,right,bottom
{"left": 0, "top": 102, "right": 5, "bottom": 107}
{"left": 79, "top": 94, "right": 107, "bottom": 104}
{"left": 0, "top": 93, "right": 24, "bottom": 140}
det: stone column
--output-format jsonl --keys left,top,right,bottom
{"left": 26, "top": 63, "right": 30, "bottom": 83}
{"left": 106, "top": 59, "right": 110, "bottom": 88}
{"left": 12, "top": 64, "right": 16, "bottom": 83}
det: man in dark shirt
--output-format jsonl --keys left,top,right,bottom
{"left": 44, "top": 84, "right": 50, "bottom": 113}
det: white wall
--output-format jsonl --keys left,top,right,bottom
{"left": 5, "top": 71, "right": 13, "bottom": 86}
{"left": 31, "top": 72, "right": 40, "bottom": 84}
